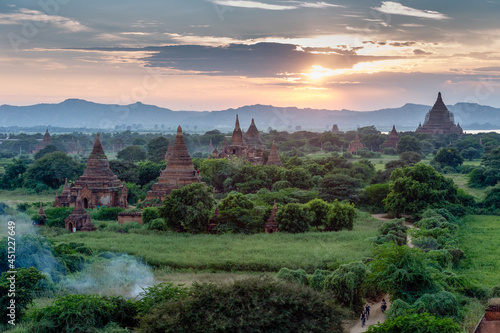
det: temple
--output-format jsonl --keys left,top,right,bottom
{"left": 266, "top": 141, "right": 283, "bottom": 167}
{"left": 331, "top": 124, "right": 343, "bottom": 134}
{"left": 65, "top": 199, "right": 96, "bottom": 232}
{"left": 54, "top": 133, "right": 128, "bottom": 208}
{"left": 207, "top": 206, "right": 219, "bottom": 233}
{"left": 214, "top": 115, "right": 265, "bottom": 165}
{"left": 33, "top": 129, "right": 52, "bottom": 153}
{"left": 146, "top": 126, "right": 201, "bottom": 201}
{"left": 348, "top": 134, "right": 365, "bottom": 154}
{"left": 264, "top": 202, "right": 278, "bottom": 233}
{"left": 416, "top": 92, "right": 463, "bottom": 135}
{"left": 382, "top": 125, "right": 400, "bottom": 150}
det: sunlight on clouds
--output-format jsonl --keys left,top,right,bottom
{"left": 0, "top": 8, "right": 90, "bottom": 32}
{"left": 373, "top": 1, "right": 450, "bottom": 20}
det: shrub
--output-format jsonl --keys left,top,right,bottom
{"left": 139, "top": 277, "right": 343, "bottom": 333}
{"left": 412, "top": 291, "right": 460, "bottom": 321}
{"left": 142, "top": 207, "right": 159, "bottom": 224}
{"left": 137, "top": 283, "right": 188, "bottom": 315}
{"left": 45, "top": 207, "right": 74, "bottom": 228}
{"left": 147, "top": 218, "right": 167, "bottom": 231}
{"left": 275, "top": 203, "right": 311, "bottom": 233}
{"left": 325, "top": 200, "right": 356, "bottom": 231}
{"left": 366, "top": 313, "right": 461, "bottom": 333}
{"left": 324, "top": 262, "right": 367, "bottom": 312}
{"left": 307, "top": 269, "right": 331, "bottom": 291}
{"left": 271, "top": 180, "right": 292, "bottom": 191}
{"left": 90, "top": 207, "right": 124, "bottom": 221}
{"left": 375, "top": 218, "right": 407, "bottom": 246}
{"left": 276, "top": 268, "right": 308, "bottom": 285}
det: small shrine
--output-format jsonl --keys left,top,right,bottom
{"left": 65, "top": 199, "right": 96, "bottom": 232}
{"left": 416, "top": 92, "right": 463, "bottom": 135}
{"left": 33, "top": 128, "right": 52, "bottom": 153}
{"left": 348, "top": 134, "right": 365, "bottom": 154}
{"left": 266, "top": 141, "right": 283, "bottom": 167}
{"left": 382, "top": 125, "right": 400, "bottom": 150}
{"left": 264, "top": 202, "right": 278, "bottom": 234}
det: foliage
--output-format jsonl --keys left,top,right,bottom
{"left": 324, "top": 262, "right": 367, "bottom": 311}
{"left": 362, "top": 183, "right": 390, "bottom": 211}
{"left": 45, "top": 207, "right": 74, "bottom": 228}
{"left": 434, "top": 147, "right": 463, "bottom": 168}
{"left": 275, "top": 203, "right": 311, "bottom": 233}
{"left": 217, "top": 192, "right": 262, "bottom": 233}
{"left": 375, "top": 218, "right": 407, "bottom": 246}
{"left": 276, "top": 268, "right": 309, "bottom": 285}
{"left": 325, "top": 200, "right": 356, "bottom": 231}
{"left": 397, "top": 136, "right": 422, "bottom": 154}
{"left": 199, "top": 158, "right": 236, "bottom": 192}
{"left": 116, "top": 145, "right": 146, "bottom": 162}
{"left": 34, "top": 144, "right": 59, "bottom": 160}
{"left": 306, "top": 198, "right": 330, "bottom": 229}
{"left": 482, "top": 184, "right": 500, "bottom": 209}
{"left": 368, "top": 243, "right": 441, "bottom": 303}
{"left": 139, "top": 277, "right": 343, "bottom": 333}
{"left": 319, "top": 174, "right": 361, "bottom": 202}
{"left": 283, "top": 167, "right": 313, "bottom": 189}
{"left": 0, "top": 159, "right": 27, "bottom": 189}
{"left": 138, "top": 161, "right": 165, "bottom": 187}
{"left": 29, "top": 294, "right": 139, "bottom": 332}
{"left": 365, "top": 313, "right": 460, "bottom": 333}
{"left": 109, "top": 160, "right": 139, "bottom": 184}
{"left": 0, "top": 267, "right": 46, "bottom": 324}
{"left": 147, "top": 136, "right": 169, "bottom": 163}
{"left": 142, "top": 207, "right": 160, "bottom": 224}
{"left": 159, "top": 183, "right": 214, "bottom": 233}
{"left": 89, "top": 207, "right": 124, "bottom": 221}
{"left": 137, "top": 282, "right": 188, "bottom": 314}
{"left": 24, "top": 152, "right": 84, "bottom": 189}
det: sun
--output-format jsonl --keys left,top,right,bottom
{"left": 308, "top": 65, "right": 327, "bottom": 80}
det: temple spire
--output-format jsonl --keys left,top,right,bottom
{"left": 266, "top": 141, "right": 283, "bottom": 167}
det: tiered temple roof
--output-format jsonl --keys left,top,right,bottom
{"left": 54, "top": 134, "right": 127, "bottom": 208}
{"left": 146, "top": 126, "right": 201, "bottom": 201}
{"left": 382, "top": 125, "right": 400, "bottom": 150}
{"left": 266, "top": 141, "right": 283, "bottom": 167}
{"left": 245, "top": 118, "right": 263, "bottom": 145}
{"left": 265, "top": 202, "right": 278, "bottom": 233}
{"left": 416, "top": 92, "right": 463, "bottom": 135}
{"left": 231, "top": 115, "right": 244, "bottom": 146}
{"left": 165, "top": 140, "right": 174, "bottom": 162}
{"left": 65, "top": 199, "right": 96, "bottom": 232}
{"left": 33, "top": 128, "right": 52, "bottom": 153}
{"left": 348, "top": 134, "right": 365, "bottom": 154}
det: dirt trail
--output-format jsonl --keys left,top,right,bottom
{"left": 371, "top": 214, "right": 416, "bottom": 247}
{"left": 349, "top": 297, "right": 391, "bottom": 333}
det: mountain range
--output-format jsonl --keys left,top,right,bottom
{"left": 1, "top": 99, "right": 499, "bottom": 132}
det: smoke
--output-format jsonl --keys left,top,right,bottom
{"left": 59, "top": 254, "right": 155, "bottom": 298}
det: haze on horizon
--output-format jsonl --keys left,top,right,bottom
{"left": 1, "top": 0, "right": 500, "bottom": 111}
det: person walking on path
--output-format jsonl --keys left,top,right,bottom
{"left": 365, "top": 304, "right": 371, "bottom": 319}
{"left": 381, "top": 299, "right": 387, "bottom": 313}
{"left": 360, "top": 311, "right": 366, "bottom": 327}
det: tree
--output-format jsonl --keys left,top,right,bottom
{"left": 199, "top": 158, "right": 236, "bottom": 192}
{"left": 138, "top": 161, "right": 165, "bottom": 186}
{"left": 326, "top": 200, "right": 356, "bottom": 231}
{"left": 34, "top": 144, "right": 59, "bottom": 160}
{"left": 319, "top": 174, "right": 361, "bottom": 202}
{"left": 361, "top": 133, "right": 386, "bottom": 151}
{"left": 368, "top": 244, "right": 441, "bottom": 303}
{"left": 365, "top": 313, "right": 460, "bottom": 333}
{"left": 117, "top": 145, "right": 147, "bottom": 162}
{"left": 0, "top": 159, "right": 26, "bottom": 189}
{"left": 306, "top": 199, "right": 330, "bottom": 229}
{"left": 159, "top": 183, "right": 214, "bottom": 234}
{"left": 275, "top": 203, "right": 311, "bottom": 233}
{"left": 24, "top": 151, "right": 84, "bottom": 189}
{"left": 433, "top": 147, "right": 463, "bottom": 168}
{"left": 147, "top": 136, "right": 169, "bottom": 163}
{"left": 397, "top": 136, "right": 422, "bottom": 154}
{"left": 385, "top": 163, "right": 460, "bottom": 217}
{"left": 283, "top": 167, "right": 312, "bottom": 189}
{"left": 324, "top": 262, "right": 367, "bottom": 311}
{"left": 218, "top": 192, "right": 260, "bottom": 233}
{"left": 109, "top": 160, "right": 139, "bottom": 184}
{"left": 461, "top": 147, "right": 481, "bottom": 161}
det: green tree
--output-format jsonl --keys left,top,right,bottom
{"left": 365, "top": 313, "right": 460, "bottom": 333}
{"left": 324, "top": 262, "right": 367, "bottom": 311}
{"left": 0, "top": 159, "right": 26, "bottom": 189}
{"left": 147, "top": 136, "right": 169, "bottom": 163}
{"left": 461, "top": 147, "right": 481, "bottom": 161}
{"left": 433, "top": 147, "right": 463, "bottom": 168}
{"left": 397, "top": 136, "right": 422, "bottom": 154}
{"left": 159, "top": 183, "right": 214, "bottom": 234}
{"left": 218, "top": 192, "right": 260, "bottom": 233}
{"left": 117, "top": 145, "right": 147, "bottom": 162}
{"left": 142, "top": 207, "right": 160, "bottom": 224}
{"left": 283, "top": 167, "right": 312, "bottom": 189}
{"left": 138, "top": 161, "right": 165, "bottom": 186}
{"left": 275, "top": 203, "right": 311, "bottom": 233}
{"left": 385, "top": 163, "right": 459, "bottom": 217}
{"left": 199, "top": 158, "right": 236, "bottom": 192}
{"left": 109, "top": 160, "right": 140, "bottom": 184}
{"left": 24, "top": 152, "right": 84, "bottom": 189}
{"left": 326, "top": 200, "right": 356, "bottom": 231}
{"left": 34, "top": 144, "right": 59, "bottom": 160}
{"left": 306, "top": 198, "right": 330, "bottom": 229}
{"left": 319, "top": 174, "right": 361, "bottom": 202}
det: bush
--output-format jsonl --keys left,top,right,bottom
{"left": 137, "top": 283, "right": 188, "bottom": 315}
{"left": 90, "top": 207, "right": 124, "bottom": 221}
{"left": 45, "top": 207, "right": 74, "bottom": 228}
{"left": 276, "top": 268, "right": 308, "bottom": 285}
{"left": 142, "top": 207, "right": 159, "bottom": 224}
{"left": 366, "top": 313, "right": 461, "bottom": 333}
{"left": 147, "top": 218, "right": 166, "bottom": 231}
{"left": 139, "top": 277, "right": 343, "bottom": 333}
{"left": 325, "top": 200, "right": 356, "bottom": 231}
{"left": 275, "top": 203, "right": 311, "bottom": 233}
{"left": 307, "top": 269, "right": 331, "bottom": 291}
{"left": 412, "top": 291, "right": 460, "bottom": 321}
{"left": 324, "top": 262, "right": 367, "bottom": 312}
{"left": 375, "top": 218, "right": 407, "bottom": 246}
{"left": 271, "top": 180, "right": 292, "bottom": 191}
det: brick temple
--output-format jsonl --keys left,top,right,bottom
{"left": 146, "top": 125, "right": 201, "bottom": 201}
{"left": 54, "top": 133, "right": 128, "bottom": 208}
{"left": 382, "top": 125, "right": 400, "bottom": 150}
{"left": 348, "top": 134, "right": 365, "bottom": 154}
{"left": 32, "top": 128, "right": 52, "bottom": 153}
{"left": 266, "top": 141, "right": 283, "bottom": 167}
{"left": 416, "top": 92, "right": 463, "bottom": 135}
{"left": 65, "top": 199, "right": 96, "bottom": 232}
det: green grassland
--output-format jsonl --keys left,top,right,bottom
{"left": 49, "top": 212, "right": 384, "bottom": 273}
{"left": 0, "top": 189, "right": 56, "bottom": 206}
{"left": 445, "top": 173, "right": 487, "bottom": 201}
{"left": 457, "top": 215, "right": 500, "bottom": 288}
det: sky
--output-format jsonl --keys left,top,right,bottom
{"left": 1, "top": 0, "right": 500, "bottom": 111}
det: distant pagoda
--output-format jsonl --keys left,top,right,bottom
{"left": 348, "top": 134, "right": 365, "bottom": 154}
{"left": 146, "top": 126, "right": 201, "bottom": 201}
{"left": 416, "top": 92, "right": 463, "bottom": 135}
{"left": 33, "top": 128, "right": 52, "bottom": 153}
{"left": 245, "top": 118, "right": 263, "bottom": 145}
{"left": 266, "top": 141, "right": 283, "bottom": 167}
{"left": 331, "top": 124, "right": 343, "bottom": 134}
{"left": 54, "top": 134, "right": 128, "bottom": 208}
{"left": 382, "top": 125, "right": 400, "bottom": 150}
{"left": 264, "top": 202, "right": 278, "bottom": 233}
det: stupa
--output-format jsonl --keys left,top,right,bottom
{"left": 54, "top": 134, "right": 128, "bottom": 208}
{"left": 348, "top": 134, "right": 365, "bottom": 154}
{"left": 264, "top": 202, "right": 278, "bottom": 233}
{"left": 382, "top": 125, "right": 400, "bottom": 150}
{"left": 331, "top": 124, "right": 342, "bottom": 134}
{"left": 65, "top": 199, "right": 96, "bottom": 232}
{"left": 416, "top": 92, "right": 463, "bottom": 135}
{"left": 146, "top": 126, "right": 201, "bottom": 201}
{"left": 266, "top": 141, "right": 283, "bottom": 167}
{"left": 245, "top": 118, "right": 263, "bottom": 145}
{"left": 33, "top": 128, "right": 52, "bottom": 153}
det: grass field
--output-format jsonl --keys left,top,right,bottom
{"left": 457, "top": 215, "right": 500, "bottom": 288}
{"left": 0, "top": 189, "right": 56, "bottom": 206}
{"left": 49, "top": 213, "right": 384, "bottom": 273}
{"left": 445, "top": 173, "right": 487, "bottom": 201}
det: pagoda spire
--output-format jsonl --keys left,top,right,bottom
{"left": 266, "top": 141, "right": 283, "bottom": 167}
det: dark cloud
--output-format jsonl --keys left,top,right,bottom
{"left": 413, "top": 49, "right": 432, "bottom": 55}
{"left": 474, "top": 66, "right": 500, "bottom": 72}
{"left": 389, "top": 41, "right": 416, "bottom": 47}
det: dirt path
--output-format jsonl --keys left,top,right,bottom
{"left": 349, "top": 297, "right": 391, "bottom": 333}
{"left": 371, "top": 214, "right": 416, "bottom": 247}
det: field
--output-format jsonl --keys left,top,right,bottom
{"left": 49, "top": 213, "right": 384, "bottom": 273}
{"left": 457, "top": 215, "right": 500, "bottom": 288}
{"left": 445, "top": 173, "right": 487, "bottom": 201}
{"left": 0, "top": 189, "right": 56, "bottom": 206}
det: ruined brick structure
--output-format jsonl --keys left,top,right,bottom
{"left": 117, "top": 212, "right": 143, "bottom": 225}
{"left": 207, "top": 206, "right": 220, "bottom": 233}
{"left": 382, "top": 125, "right": 400, "bottom": 150}
{"left": 65, "top": 199, "right": 96, "bottom": 232}
{"left": 331, "top": 124, "right": 343, "bottom": 134}
{"left": 416, "top": 92, "right": 463, "bottom": 135}
{"left": 474, "top": 304, "right": 500, "bottom": 333}
{"left": 348, "top": 134, "right": 365, "bottom": 154}
{"left": 264, "top": 202, "right": 278, "bottom": 233}
{"left": 32, "top": 128, "right": 52, "bottom": 153}
{"left": 54, "top": 133, "right": 128, "bottom": 208}
{"left": 266, "top": 141, "right": 283, "bottom": 167}
{"left": 146, "top": 126, "right": 201, "bottom": 201}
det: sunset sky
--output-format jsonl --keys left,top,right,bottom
{"left": 1, "top": 0, "right": 500, "bottom": 111}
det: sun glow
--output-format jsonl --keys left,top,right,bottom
{"left": 306, "top": 65, "right": 345, "bottom": 80}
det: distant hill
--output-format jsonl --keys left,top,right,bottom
{"left": 1, "top": 99, "right": 499, "bottom": 132}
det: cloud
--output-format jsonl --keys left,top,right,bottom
{"left": 0, "top": 8, "right": 90, "bottom": 32}
{"left": 413, "top": 49, "right": 432, "bottom": 55}
{"left": 474, "top": 66, "right": 500, "bottom": 72}
{"left": 373, "top": 1, "right": 450, "bottom": 20}
{"left": 207, "top": 0, "right": 296, "bottom": 10}
{"left": 290, "top": 1, "right": 344, "bottom": 8}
